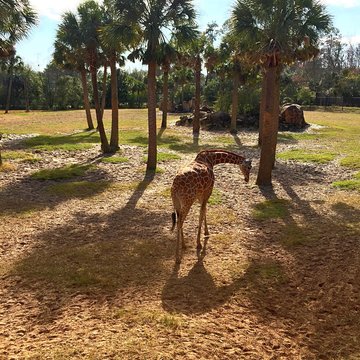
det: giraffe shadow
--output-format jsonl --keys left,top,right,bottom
{"left": 162, "top": 259, "right": 241, "bottom": 315}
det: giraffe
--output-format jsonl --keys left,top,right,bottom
{"left": 171, "top": 149, "right": 252, "bottom": 263}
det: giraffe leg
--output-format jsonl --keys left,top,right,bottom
{"left": 175, "top": 220, "right": 182, "bottom": 264}
{"left": 175, "top": 211, "right": 188, "bottom": 263}
{"left": 204, "top": 209, "right": 209, "bottom": 237}
{"left": 197, "top": 202, "right": 207, "bottom": 250}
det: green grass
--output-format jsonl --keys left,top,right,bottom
{"left": 23, "top": 131, "right": 100, "bottom": 151}
{"left": 246, "top": 261, "right": 287, "bottom": 285}
{"left": 1, "top": 150, "right": 40, "bottom": 162}
{"left": 332, "top": 173, "right": 360, "bottom": 192}
{"left": 31, "top": 164, "right": 92, "bottom": 180}
{"left": 252, "top": 199, "right": 289, "bottom": 220}
{"left": 340, "top": 155, "right": 360, "bottom": 169}
{"left": 208, "top": 188, "right": 223, "bottom": 205}
{"left": 277, "top": 149, "right": 336, "bottom": 163}
{"left": 279, "top": 224, "right": 309, "bottom": 248}
{"left": 277, "top": 132, "right": 319, "bottom": 143}
{"left": 101, "top": 156, "right": 129, "bottom": 164}
{"left": 46, "top": 181, "right": 111, "bottom": 198}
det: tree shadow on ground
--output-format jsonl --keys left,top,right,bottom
{"left": 245, "top": 169, "right": 360, "bottom": 358}
{"left": 0, "top": 165, "right": 111, "bottom": 215}
{"left": 3, "top": 173, "right": 177, "bottom": 325}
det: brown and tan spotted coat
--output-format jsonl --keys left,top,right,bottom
{"left": 171, "top": 149, "right": 252, "bottom": 263}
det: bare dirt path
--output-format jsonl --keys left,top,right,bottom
{"left": 0, "top": 126, "right": 359, "bottom": 359}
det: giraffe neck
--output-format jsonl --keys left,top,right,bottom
{"left": 195, "top": 150, "right": 245, "bottom": 168}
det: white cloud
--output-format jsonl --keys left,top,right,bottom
{"left": 320, "top": 0, "right": 360, "bottom": 8}
{"left": 342, "top": 34, "right": 360, "bottom": 44}
{"left": 30, "top": 0, "right": 102, "bottom": 21}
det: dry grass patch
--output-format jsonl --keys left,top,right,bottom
{"left": 0, "top": 162, "right": 17, "bottom": 172}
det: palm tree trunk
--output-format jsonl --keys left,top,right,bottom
{"left": 258, "top": 71, "right": 267, "bottom": 146}
{"left": 80, "top": 68, "right": 94, "bottom": 130}
{"left": 24, "top": 74, "right": 30, "bottom": 112}
{"left": 161, "top": 68, "right": 169, "bottom": 129}
{"left": 5, "top": 74, "right": 13, "bottom": 114}
{"left": 193, "top": 55, "right": 201, "bottom": 137}
{"left": 256, "top": 65, "right": 281, "bottom": 186}
{"left": 101, "top": 63, "right": 107, "bottom": 119}
{"left": 0, "top": 134, "right": 2, "bottom": 166}
{"left": 90, "top": 64, "right": 110, "bottom": 153}
{"left": 231, "top": 69, "right": 239, "bottom": 134}
{"left": 147, "top": 60, "right": 157, "bottom": 171}
{"left": 109, "top": 54, "right": 119, "bottom": 152}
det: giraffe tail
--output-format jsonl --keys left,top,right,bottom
{"left": 171, "top": 211, "right": 178, "bottom": 231}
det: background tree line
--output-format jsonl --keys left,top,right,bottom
{"left": 2, "top": 30, "right": 360, "bottom": 114}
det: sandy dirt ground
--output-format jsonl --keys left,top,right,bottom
{"left": 0, "top": 125, "right": 359, "bottom": 359}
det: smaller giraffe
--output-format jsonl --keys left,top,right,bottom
{"left": 171, "top": 149, "right": 252, "bottom": 263}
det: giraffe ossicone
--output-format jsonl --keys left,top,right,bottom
{"left": 171, "top": 149, "right": 252, "bottom": 263}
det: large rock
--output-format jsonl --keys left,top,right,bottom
{"left": 200, "top": 111, "right": 231, "bottom": 130}
{"left": 279, "top": 104, "right": 308, "bottom": 130}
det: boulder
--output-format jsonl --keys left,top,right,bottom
{"left": 200, "top": 111, "right": 231, "bottom": 130}
{"left": 279, "top": 104, "right": 308, "bottom": 130}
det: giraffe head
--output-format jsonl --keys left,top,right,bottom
{"left": 240, "top": 159, "right": 252, "bottom": 183}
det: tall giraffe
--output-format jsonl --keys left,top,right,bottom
{"left": 171, "top": 149, "right": 252, "bottom": 263}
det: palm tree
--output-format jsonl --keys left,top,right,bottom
{"left": 4, "top": 54, "right": 24, "bottom": 113}
{"left": 77, "top": 0, "right": 111, "bottom": 152}
{"left": 100, "top": 0, "right": 139, "bottom": 152}
{"left": 230, "top": 0, "right": 332, "bottom": 185}
{"left": 111, "top": 0, "right": 197, "bottom": 171}
{"left": 54, "top": 12, "right": 95, "bottom": 130}
{"left": 0, "top": 0, "right": 37, "bottom": 59}
{"left": 158, "top": 42, "right": 179, "bottom": 129}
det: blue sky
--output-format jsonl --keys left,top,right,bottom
{"left": 17, "top": 0, "right": 360, "bottom": 71}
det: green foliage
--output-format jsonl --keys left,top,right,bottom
{"left": 252, "top": 199, "right": 289, "bottom": 220}
{"left": 296, "top": 87, "right": 316, "bottom": 105}
{"left": 277, "top": 149, "right": 336, "bottom": 163}
{"left": 31, "top": 164, "right": 92, "bottom": 180}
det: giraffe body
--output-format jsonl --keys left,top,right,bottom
{"left": 171, "top": 150, "right": 252, "bottom": 263}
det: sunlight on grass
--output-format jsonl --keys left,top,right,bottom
{"left": 252, "top": 199, "right": 289, "bottom": 220}
{"left": 207, "top": 207, "right": 237, "bottom": 225}
{"left": 115, "top": 307, "right": 183, "bottom": 329}
{"left": 101, "top": 156, "right": 129, "bottom": 164}
{"left": 1, "top": 150, "right": 40, "bottom": 162}
{"left": 332, "top": 173, "right": 360, "bottom": 192}
{"left": 277, "top": 132, "right": 319, "bottom": 143}
{"left": 277, "top": 149, "right": 336, "bottom": 163}
{"left": 23, "top": 131, "right": 99, "bottom": 151}
{"left": 0, "top": 162, "right": 17, "bottom": 172}
{"left": 208, "top": 188, "right": 223, "bottom": 205}
{"left": 46, "top": 181, "right": 111, "bottom": 198}
{"left": 340, "top": 155, "right": 360, "bottom": 169}
{"left": 31, "top": 164, "right": 92, "bottom": 180}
